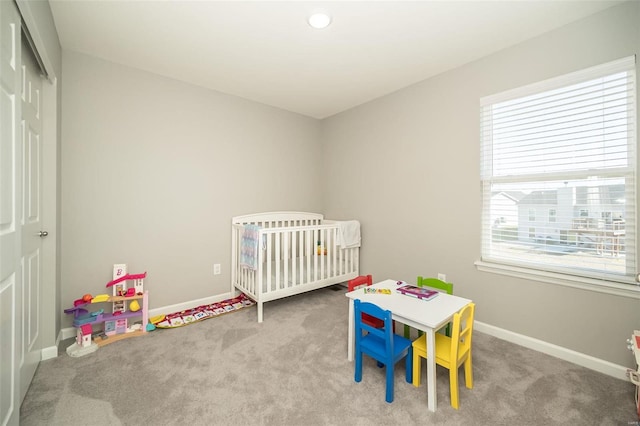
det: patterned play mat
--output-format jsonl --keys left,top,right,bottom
{"left": 151, "top": 293, "right": 255, "bottom": 328}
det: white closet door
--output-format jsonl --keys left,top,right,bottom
{"left": 19, "top": 31, "right": 43, "bottom": 404}
{"left": 0, "top": 0, "right": 23, "bottom": 424}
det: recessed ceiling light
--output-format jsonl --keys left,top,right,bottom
{"left": 308, "top": 12, "right": 331, "bottom": 29}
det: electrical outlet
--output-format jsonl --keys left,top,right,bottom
{"left": 214, "top": 264, "right": 221, "bottom": 275}
{"left": 437, "top": 273, "right": 446, "bottom": 282}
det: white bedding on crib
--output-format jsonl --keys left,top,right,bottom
{"left": 336, "top": 220, "right": 361, "bottom": 248}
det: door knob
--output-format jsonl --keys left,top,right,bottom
{"left": 38, "top": 231, "right": 48, "bottom": 237}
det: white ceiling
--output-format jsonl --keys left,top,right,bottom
{"left": 49, "top": 0, "right": 622, "bottom": 119}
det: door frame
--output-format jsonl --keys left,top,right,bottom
{"left": 39, "top": 75, "right": 58, "bottom": 361}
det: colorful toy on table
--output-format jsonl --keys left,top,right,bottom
{"left": 363, "top": 288, "right": 391, "bottom": 295}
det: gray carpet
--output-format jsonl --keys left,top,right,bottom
{"left": 20, "top": 286, "right": 636, "bottom": 425}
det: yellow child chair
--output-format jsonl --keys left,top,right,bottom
{"left": 404, "top": 277, "right": 454, "bottom": 339}
{"left": 412, "top": 302, "right": 475, "bottom": 409}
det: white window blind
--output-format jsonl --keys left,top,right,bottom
{"left": 480, "top": 56, "right": 637, "bottom": 284}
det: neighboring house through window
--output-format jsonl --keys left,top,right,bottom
{"left": 480, "top": 56, "right": 637, "bottom": 287}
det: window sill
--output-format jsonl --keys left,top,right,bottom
{"left": 474, "top": 260, "right": 640, "bottom": 299}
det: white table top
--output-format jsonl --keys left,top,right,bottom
{"left": 345, "top": 279, "right": 472, "bottom": 331}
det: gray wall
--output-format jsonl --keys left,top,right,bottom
{"left": 321, "top": 1, "right": 640, "bottom": 367}
{"left": 59, "top": 2, "right": 639, "bottom": 367}
{"left": 60, "top": 51, "right": 322, "bottom": 316}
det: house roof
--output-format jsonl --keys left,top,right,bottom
{"left": 519, "top": 191, "right": 558, "bottom": 205}
{"left": 492, "top": 191, "right": 527, "bottom": 203}
{"left": 519, "top": 185, "right": 625, "bottom": 205}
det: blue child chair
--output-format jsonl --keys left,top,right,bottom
{"left": 354, "top": 299, "right": 413, "bottom": 403}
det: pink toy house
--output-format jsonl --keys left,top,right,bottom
{"left": 104, "top": 268, "right": 147, "bottom": 337}
{"left": 77, "top": 324, "right": 93, "bottom": 348}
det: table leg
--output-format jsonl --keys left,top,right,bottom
{"left": 347, "top": 299, "right": 354, "bottom": 361}
{"left": 426, "top": 328, "right": 437, "bottom": 412}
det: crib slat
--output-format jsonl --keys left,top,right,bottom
{"left": 320, "top": 229, "right": 325, "bottom": 279}
{"left": 333, "top": 229, "right": 338, "bottom": 277}
{"left": 291, "top": 230, "right": 297, "bottom": 288}
{"left": 283, "top": 231, "right": 289, "bottom": 288}
{"left": 266, "top": 234, "right": 272, "bottom": 293}
{"left": 307, "top": 229, "right": 312, "bottom": 284}
{"left": 313, "top": 228, "right": 318, "bottom": 282}
{"left": 317, "top": 228, "right": 322, "bottom": 281}
{"left": 338, "top": 243, "right": 344, "bottom": 276}
{"left": 298, "top": 230, "right": 303, "bottom": 284}
{"left": 275, "top": 233, "right": 281, "bottom": 290}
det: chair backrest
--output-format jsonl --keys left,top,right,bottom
{"left": 417, "top": 276, "right": 453, "bottom": 295}
{"left": 348, "top": 274, "right": 373, "bottom": 292}
{"left": 354, "top": 299, "right": 393, "bottom": 356}
{"left": 450, "top": 303, "right": 475, "bottom": 364}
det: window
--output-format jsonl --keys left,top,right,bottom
{"left": 480, "top": 56, "right": 636, "bottom": 285}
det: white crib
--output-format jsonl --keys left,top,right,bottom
{"left": 231, "top": 212, "right": 360, "bottom": 322}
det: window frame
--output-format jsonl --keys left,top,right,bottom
{"left": 476, "top": 56, "right": 640, "bottom": 298}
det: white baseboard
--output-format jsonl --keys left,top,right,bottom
{"left": 60, "top": 326, "right": 76, "bottom": 341}
{"left": 474, "top": 321, "right": 629, "bottom": 380}
{"left": 41, "top": 329, "right": 63, "bottom": 360}
{"left": 57, "top": 291, "right": 238, "bottom": 352}
{"left": 41, "top": 345, "right": 58, "bottom": 361}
